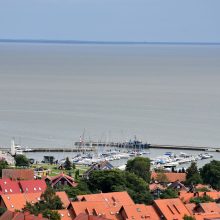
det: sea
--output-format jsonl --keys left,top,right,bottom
{"left": 0, "top": 42, "right": 220, "bottom": 165}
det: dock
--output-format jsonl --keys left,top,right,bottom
{"left": 1, "top": 143, "right": 219, "bottom": 152}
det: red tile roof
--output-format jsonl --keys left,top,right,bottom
{"left": 19, "top": 180, "right": 47, "bottom": 193}
{"left": 154, "top": 198, "right": 191, "bottom": 220}
{"left": 149, "top": 183, "right": 166, "bottom": 191}
{"left": 2, "top": 169, "right": 34, "bottom": 180}
{"left": 56, "top": 191, "right": 71, "bottom": 208}
{"left": 74, "top": 213, "right": 110, "bottom": 220}
{"left": 50, "top": 173, "right": 78, "bottom": 188}
{"left": 120, "top": 204, "right": 160, "bottom": 220}
{"left": 57, "top": 210, "right": 73, "bottom": 220}
{"left": 179, "top": 192, "right": 220, "bottom": 203}
{"left": 77, "top": 191, "right": 134, "bottom": 206}
{"left": 151, "top": 172, "right": 186, "bottom": 183}
{"left": 1, "top": 192, "right": 42, "bottom": 211}
{"left": 0, "top": 179, "right": 21, "bottom": 195}
{"left": 0, "top": 211, "right": 48, "bottom": 220}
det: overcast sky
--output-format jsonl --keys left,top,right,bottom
{"left": 0, "top": 0, "right": 219, "bottom": 42}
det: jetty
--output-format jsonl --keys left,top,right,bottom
{"left": 0, "top": 142, "right": 219, "bottom": 152}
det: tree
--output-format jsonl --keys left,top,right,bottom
{"left": 15, "top": 155, "right": 29, "bottom": 167}
{"left": 75, "top": 169, "right": 80, "bottom": 180}
{"left": 185, "top": 162, "right": 202, "bottom": 185}
{"left": 0, "top": 207, "right": 6, "bottom": 216}
{"left": 155, "top": 172, "right": 168, "bottom": 184}
{"left": 126, "top": 157, "right": 151, "bottom": 182}
{"left": 190, "top": 195, "right": 214, "bottom": 204}
{"left": 87, "top": 170, "right": 153, "bottom": 204}
{"left": 23, "top": 187, "right": 63, "bottom": 220}
{"left": 0, "top": 160, "right": 8, "bottom": 177}
{"left": 160, "top": 188, "right": 178, "bottom": 199}
{"left": 57, "top": 180, "right": 91, "bottom": 201}
{"left": 183, "top": 215, "right": 196, "bottom": 220}
{"left": 200, "top": 160, "right": 220, "bottom": 190}
{"left": 64, "top": 157, "right": 72, "bottom": 170}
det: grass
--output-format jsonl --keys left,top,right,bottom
{"left": 31, "top": 163, "right": 89, "bottom": 177}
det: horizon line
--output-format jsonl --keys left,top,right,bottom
{"left": 0, "top": 39, "right": 220, "bottom": 46}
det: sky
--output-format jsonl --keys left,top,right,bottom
{"left": 0, "top": 0, "right": 219, "bottom": 42}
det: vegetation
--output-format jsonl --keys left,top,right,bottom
{"left": 0, "top": 207, "right": 6, "bottom": 216}
{"left": 87, "top": 170, "right": 153, "bottom": 204}
{"left": 0, "top": 160, "right": 8, "bottom": 177}
{"left": 189, "top": 195, "right": 214, "bottom": 204}
{"left": 57, "top": 180, "right": 91, "bottom": 201}
{"left": 160, "top": 188, "right": 178, "bottom": 199}
{"left": 154, "top": 171, "right": 168, "bottom": 183}
{"left": 23, "top": 187, "right": 63, "bottom": 220}
{"left": 15, "top": 155, "right": 30, "bottom": 167}
{"left": 183, "top": 215, "right": 196, "bottom": 220}
{"left": 185, "top": 162, "right": 202, "bottom": 185}
{"left": 126, "top": 157, "right": 151, "bottom": 182}
{"left": 64, "top": 157, "right": 72, "bottom": 170}
{"left": 200, "top": 160, "right": 220, "bottom": 190}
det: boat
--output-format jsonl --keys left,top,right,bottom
{"left": 199, "top": 153, "right": 213, "bottom": 159}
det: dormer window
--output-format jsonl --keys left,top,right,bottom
{"left": 39, "top": 187, "right": 41, "bottom": 190}
{"left": 34, "top": 187, "right": 36, "bottom": 191}
{"left": 5, "top": 189, "right": 7, "bottom": 193}
{"left": 10, "top": 189, "right": 12, "bottom": 192}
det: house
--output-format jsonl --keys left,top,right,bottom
{"left": 83, "top": 161, "right": 114, "bottom": 179}
{"left": 119, "top": 204, "right": 160, "bottom": 220}
{"left": 74, "top": 213, "right": 111, "bottom": 220}
{"left": 0, "top": 191, "right": 69, "bottom": 211}
{"left": 0, "top": 192, "right": 42, "bottom": 211}
{"left": 2, "top": 169, "right": 34, "bottom": 180}
{"left": 0, "top": 179, "right": 21, "bottom": 195}
{"left": 45, "top": 173, "right": 78, "bottom": 188}
{"left": 57, "top": 210, "right": 73, "bottom": 220}
{"left": 69, "top": 192, "right": 135, "bottom": 220}
{"left": 0, "top": 211, "right": 48, "bottom": 220}
{"left": 151, "top": 172, "right": 186, "bottom": 183}
{"left": 185, "top": 202, "right": 220, "bottom": 220}
{"left": 149, "top": 183, "right": 166, "bottom": 198}
{"left": 179, "top": 191, "right": 220, "bottom": 203}
{"left": 19, "top": 180, "right": 47, "bottom": 193}
{"left": 56, "top": 191, "right": 71, "bottom": 208}
{"left": 153, "top": 198, "right": 191, "bottom": 220}
{"left": 168, "top": 180, "right": 188, "bottom": 192}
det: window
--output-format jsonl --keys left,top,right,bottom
{"left": 34, "top": 187, "right": 36, "bottom": 191}
{"left": 39, "top": 187, "right": 41, "bottom": 190}
{"left": 5, "top": 189, "right": 7, "bottom": 193}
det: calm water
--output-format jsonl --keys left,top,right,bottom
{"left": 0, "top": 43, "right": 220, "bottom": 148}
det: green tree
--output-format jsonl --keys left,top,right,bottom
{"left": 57, "top": 180, "right": 91, "bottom": 201}
{"left": 185, "top": 162, "right": 202, "bottom": 185}
{"left": 64, "top": 157, "right": 72, "bottom": 170}
{"left": 190, "top": 195, "right": 214, "bottom": 204}
{"left": 200, "top": 160, "right": 220, "bottom": 190}
{"left": 0, "top": 207, "right": 6, "bottom": 216}
{"left": 23, "top": 187, "right": 63, "bottom": 220}
{"left": 155, "top": 172, "right": 168, "bottom": 183}
{"left": 87, "top": 170, "right": 153, "bottom": 204}
{"left": 160, "top": 188, "right": 178, "bottom": 199}
{"left": 75, "top": 169, "right": 80, "bottom": 180}
{"left": 183, "top": 215, "right": 196, "bottom": 220}
{"left": 0, "top": 160, "right": 8, "bottom": 177}
{"left": 15, "top": 155, "right": 29, "bottom": 167}
{"left": 126, "top": 157, "right": 151, "bottom": 182}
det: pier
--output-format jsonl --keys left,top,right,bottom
{"left": 1, "top": 142, "right": 219, "bottom": 152}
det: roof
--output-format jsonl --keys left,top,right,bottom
{"left": 50, "top": 173, "right": 78, "bottom": 187}
{"left": 0, "top": 211, "right": 48, "bottom": 220}
{"left": 149, "top": 183, "right": 166, "bottom": 191}
{"left": 74, "top": 213, "right": 111, "bottom": 220}
{"left": 199, "top": 202, "right": 220, "bottom": 213}
{"left": 56, "top": 191, "right": 71, "bottom": 208}
{"left": 154, "top": 198, "right": 191, "bottom": 220}
{"left": 151, "top": 172, "right": 186, "bottom": 183}
{"left": 57, "top": 210, "right": 73, "bottom": 220}
{"left": 179, "top": 192, "right": 220, "bottom": 203}
{"left": 19, "top": 180, "right": 47, "bottom": 193}
{"left": 169, "top": 181, "right": 188, "bottom": 191}
{"left": 2, "top": 169, "right": 34, "bottom": 180}
{"left": 83, "top": 161, "right": 114, "bottom": 178}
{"left": 120, "top": 204, "right": 160, "bottom": 220}
{"left": 1, "top": 192, "right": 42, "bottom": 211}
{"left": 0, "top": 179, "right": 21, "bottom": 195}
{"left": 70, "top": 201, "right": 119, "bottom": 220}
{"left": 77, "top": 191, "right": 134, "bottom": 206}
